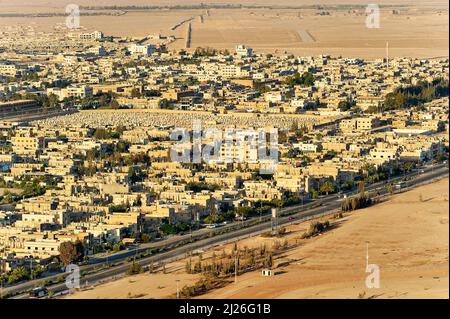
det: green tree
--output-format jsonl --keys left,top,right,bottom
{"left": 284, "top": 71, "right": 315, "bottom": 87}
{"left": 130, "top": 88, "right": 141, "bottom": 98}
{"left": 46, "top": 93, "right": 59, "bottom": 108}
{"left": 403, "top": 162, "right": 414, "bottom": 173}
{"left": 386, "top": 183, "right": 394, "bottom": 195}
{"left": 319, "top": 181, "right": 335, "bottom": 195}
{"left": 109, "top": 99, "right": 120, "bottom": 109}
{"left": 6, "top": 266, "right": 30, "bottom": 285}
{"left": 338, "top": 98, "right": 356, "bottom": 112}
{"left": 126, "top": 262, "right": 142, "bottom": 275}
{"left": 141, "top": 233, "right": 150, "bottom": 243}
{"left": 59, "top": 240, "right": 85, "bottom": 266}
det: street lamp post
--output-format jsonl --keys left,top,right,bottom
{"left": 259, "top": 203, "right": 262, "bottom": 222}
{"left": 30, "top": 259, "right": 33, "bottom": 281}
{"left": 234, "top": 254, "right": 238, "bottom": 283}
{"left": 366, "top": 241, "right": 370, "bottom": 269}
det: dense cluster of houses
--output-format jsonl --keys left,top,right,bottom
{"left": 0, "top": 26, "right": 448, "bottom": 272}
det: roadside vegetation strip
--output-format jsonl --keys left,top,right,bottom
{"left": 3, "top": 167, "right": 447, "bottom": 298}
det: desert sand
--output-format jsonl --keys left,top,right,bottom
{"left": 65, "top": 263, "right": 201, "bottom": 299}
{"left": 66, "top": 177, "right": 449, "bottom": 299}
{"left": 0, "top": 0, "right": 448, "bottom": 58}
{"left": 202, "top": 177, "right": 449, "bottom": 299}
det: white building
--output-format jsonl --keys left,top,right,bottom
{"left": 293, "top": 142, "right": 320, "bottom": 153}
{"left": 0, "top": 63, "right": 18, "bottom": 77}
{"left": 265, "top": 91, "right": 286, "bottom": 103}
{"left": 79, "top": 31, "right": 104, "bottom": 41}
{"left": 235, "top": 45, "right": 253, "bottom": 58}
{"left": 218, "top": 64, "right": 250, "bottom": 79}
{"left": 128, "top": 44, "right": 156, "bottom": 56}
{"left": 47, "top": 85, "right": 93, "bottom": 101}
{"left": 87, "top": 46, "right": 107, "bottom": 56}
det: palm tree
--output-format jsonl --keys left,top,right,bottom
{"left": 403, "top": 162, "right": 414, "bottom": 173}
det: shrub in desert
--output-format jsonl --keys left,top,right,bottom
{"left": 334, "top": 212, "right": 343, "bottom": 219}
{"left": 273, "top": 240, "right": 281, "bottom": 251}
{"left": 185, "top": 258, "right": 192, "bottom": 274}
{"left": 263, "top": 251, "right": 273, "bottom": 268}
{"left": 351, "top": 197, "right": 358, "bottom": 210}
{"left": 301, "top": 220, "right": 330, "bottom": 238}
{"left": 248, "top": 254, "right": 256, "bottom": 268}
{"left": 260, "top": 244, "right": 267, "bottom": 256}
{"left": 342, "top": 195, "right": 372, "bottom": 212}
{"left": 126, "top": 262, "right": 142, "bottom": 275}
{"left": 193, "top": 255, "right": 203, "bottom": 273}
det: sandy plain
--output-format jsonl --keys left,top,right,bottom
{"left": 0, "top": 0, "right": 448, "bottom": 58}
{"left": 66, "top": 177, "right": 449, "bottom": 299}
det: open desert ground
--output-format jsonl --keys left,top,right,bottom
{"left": 0, "top": 0, "right": 448, "bottom": 58}
{"left": 202, "top": 177, "right": 449, "bottom": 299}
{"left": 66, "top": 177, "right": 449, "bottom": 299}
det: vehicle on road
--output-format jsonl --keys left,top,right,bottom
{"left": 395, "top": 181, "right": 407, "bottom": 189}
{"left": 29, "top": 287, "right": 48, "bottom": 298}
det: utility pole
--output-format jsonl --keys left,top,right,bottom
{"left": 134, "top": 244, "right": 138, "bottom": 262}
{"left": 30, "top": 258, "right": 33, "bottom": 281}
{"left": 259, "top": 201, "right": 262, "bottom": 222}
{"left": 176, "top": 279, "right": 180, "bottom": 299}
{"left": 234, "top": 254, "right": 238, "bottom": 283}
{"left": 366, "top": 241, "right": 369, "bottom": 269}
{"left": 271, "top": 208, "right": 279, "bottom": 235}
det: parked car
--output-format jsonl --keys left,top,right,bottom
{"left": 29, "top": 287, "right": 48, "bottom": 298}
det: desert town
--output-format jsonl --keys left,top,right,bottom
{"left": 0, "top": 23, "right": 449, "bottom": 298}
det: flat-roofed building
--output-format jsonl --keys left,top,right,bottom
{"left": 0, "top": 63, "right": 18, "bottom": 77}
{"left": 128, "top": 44, "right": 156, "bottom": 56}
{"left": 79, "top": 31, "right": 104, "bottom": 41}
{"left": 235, "top": 44, "right": 253, "bottom": 58}
{"left": 11, "top": 133, "right": 44, "bottom": 155}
